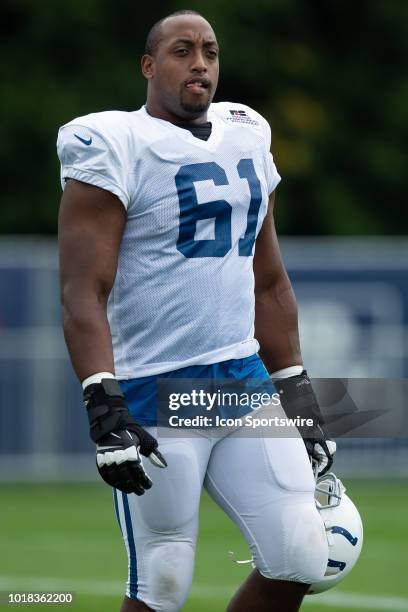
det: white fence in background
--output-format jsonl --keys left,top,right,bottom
{"left": 0, "top": 237, "right": 407, "bottom": 480}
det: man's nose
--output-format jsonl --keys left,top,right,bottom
{"left": 190, "top": 50, "right": 207, "bottom": 72}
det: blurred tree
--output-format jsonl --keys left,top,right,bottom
{"left": 1, "top": 0, "right": 407, "bottom": 234}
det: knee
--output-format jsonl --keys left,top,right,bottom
{"left": 146, "top": 542, "right": 194, "bottom": 612}
{"left": 286, "top": 504, "right": 328, "bottom": 584}
{"left": 258, "top": 502, "right": 328, "bottom": 584}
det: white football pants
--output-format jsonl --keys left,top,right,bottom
{"left": 113, "top": 425, "right": 328, "bottom": 611}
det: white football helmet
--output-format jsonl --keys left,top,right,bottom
{"left": 308, "top": 472, "right": 363, "bottom": 594}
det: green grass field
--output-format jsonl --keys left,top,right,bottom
{"left": 0, "top": 480, "right": 407, "bottom": 611}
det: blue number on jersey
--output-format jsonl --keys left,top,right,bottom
{"left": 175, "top": 162, "right": 232, "bottom": 258}
{"left": 175, "top": 159, "right": 262, "bottom": 258}
{"left": 237, "top": 159, "right": 263, "bottom": 256}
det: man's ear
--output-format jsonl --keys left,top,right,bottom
{"left": 141, "top": 54, "right": 154, "bottom": 79}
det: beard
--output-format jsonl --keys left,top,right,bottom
{"left": 180, "top": 99, "right": 210, "bottom": 115}
{"left": 179, "top": 89, "right": 212, "bottom": 118}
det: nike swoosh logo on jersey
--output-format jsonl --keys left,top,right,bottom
{"left": 74, "top": 133, "right": 92, "bottom": 146}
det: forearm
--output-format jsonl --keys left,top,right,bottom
{"left": 62, "top": 291, "right": 114, "bottom": 382}
{"left": 254, "top": 275, "right": 302, "bottom": 374}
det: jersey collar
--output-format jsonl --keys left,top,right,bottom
{"left": 141, "top": 105, "right": 224, "bottom": 152}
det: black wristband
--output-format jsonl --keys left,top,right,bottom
{"left": 273, "top": 370, "right": 325, "bottom": 428}
{"left": 83, "top": 378, "right": 125, "bottom": 403}
{"left": 84, "top": 378, "right": 130, "bottom": 443}
{"left": 83, "top": 379, "right": 159, "bottom": 457}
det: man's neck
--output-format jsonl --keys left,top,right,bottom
{"left": 176, "top": 121, "right": 212, "bottom": 141}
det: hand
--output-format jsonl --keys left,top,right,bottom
{"left": 304, "top": 425, "right": 337, "bottom": 477}
{"left": 83, "top": 378, "right": 167, "bottom": 494}
{"left": 272, "top": 370, "right": 336, "bottom": 476}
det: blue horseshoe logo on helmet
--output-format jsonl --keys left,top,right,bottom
{"left": 330, "top": 526, "right": 359, "bottom": 546}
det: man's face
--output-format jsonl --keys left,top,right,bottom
{"left": 142, "top": 15, "right": 219, "bottom": 122}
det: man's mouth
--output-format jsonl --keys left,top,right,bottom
{"left": 184, "top": 77, "right": 211, "bottom": 93}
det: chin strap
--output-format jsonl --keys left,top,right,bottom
{"left": 229, "top": 551, "right": 255, "bottom": 568}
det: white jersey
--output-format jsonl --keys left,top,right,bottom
{"left": 57, "top": 103, "right": 281, "bottom": 378}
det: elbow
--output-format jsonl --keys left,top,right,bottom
{"left": 60, "top": 279, "right": 110, "bottom": 314}
{"left": 255, "top": 277, "right": 299, "bottom": 322}
{"left": 255, "top": 271, "right": 293, "bottom": 300}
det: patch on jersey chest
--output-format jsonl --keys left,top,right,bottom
{"left": 227, "top": 109, "right": 259, "bottom": 126}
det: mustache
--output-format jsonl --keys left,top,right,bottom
{"left": 183, "top": 77, "right": 211, "bottom": 89}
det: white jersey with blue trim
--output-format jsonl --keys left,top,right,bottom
{"left": 57, "top": 103, "right": 281, "bottom": 378}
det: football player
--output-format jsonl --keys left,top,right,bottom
{"left": 57, "top": 9, "right": 335, "bottom": 612}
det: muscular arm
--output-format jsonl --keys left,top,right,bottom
{"left": 253, "top": 192, "right": 302, "bottom": 373}
{"left": 58, "top": 179, "right": 126, "bottom": 381}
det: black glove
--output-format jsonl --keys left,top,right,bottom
{"left": 272, "top": 370, "right": 336, "bottom": 476}
{"left": 83, "top": 378, "right": 167, "bottom": 494}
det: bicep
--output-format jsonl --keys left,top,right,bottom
{"left": 58, "top": 179, "right": 126, "bottom": 300}
{"left": 253, "top": 191, "right": 289, "bottom": 293}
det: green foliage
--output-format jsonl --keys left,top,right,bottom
{"left": 1, "top": 0, "right": 407, "bottom": 234}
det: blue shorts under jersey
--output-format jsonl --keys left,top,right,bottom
{"left": 120, "top": 353, "right": 274, "bottom": 426}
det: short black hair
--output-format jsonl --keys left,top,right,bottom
{"left": 145, "top": 9, "right": 205, "bottom": 56}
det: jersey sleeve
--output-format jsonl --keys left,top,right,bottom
{"left": 265, "top": 151, "right": 281, "bottom": 195}
{"left": 57, "top": 123, "right": 130, "bottom": 208}
{"left": 259, "top": 117, "right": 281, "bottom": 195}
